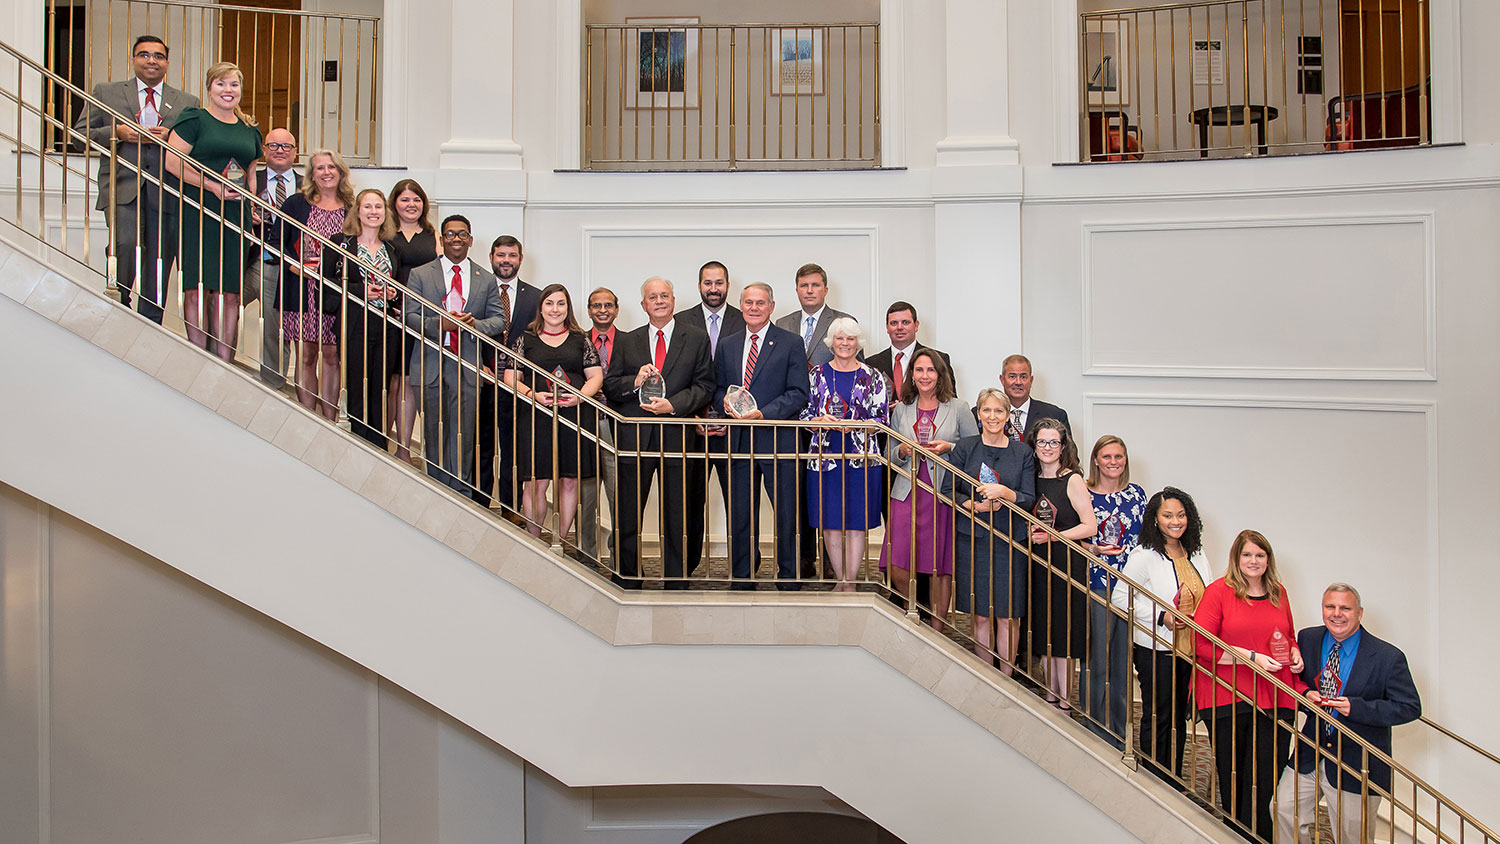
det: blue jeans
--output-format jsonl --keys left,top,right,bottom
{"left": 1081, "top": 591, "right": 1129, "bottom": 748}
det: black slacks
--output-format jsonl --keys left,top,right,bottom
{"left": 1202, "top": 701, "right": 1295, "bottom": 841}
{"left": 1132, "top": 645, "right": 1194, "bottom": 787}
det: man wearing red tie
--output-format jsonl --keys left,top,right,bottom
{"left": 404, "top": 215, "right": 506, "bottom": 495}
{"left": 74, "top": 35, "right": 199, "bottom": 324}
{"left": 602, "top": 278, "right": 715, "bottom": 588}
{"left": 578, "top": 287, "right": 621, "bottom": 562}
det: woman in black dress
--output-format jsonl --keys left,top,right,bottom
{"left": 385, "top": 179, "right": 440, "bottom": 461}
{"left": 942, "top": 387, "right": 1035, "bottom": 672}
{"left": 1025, "top": 417, "right": 1097, "bottom": 709}
{"left": 322, "top": 188, "right": 404, "bottom": 453}
{"left": 502, "top": 284, "right": 603, "bottom": 541}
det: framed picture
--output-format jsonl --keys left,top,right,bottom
{"left": 769, "top": 26, "right": 825, "bottom": 96}
{"left": 625, "top": 16, "right": 700, "bottom": 109}
{"left": 1083, "top": 17, "right": 1130, "bottom": 106}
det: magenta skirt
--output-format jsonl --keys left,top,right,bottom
{"left": 879, "top": 463, "right": 956, "bottom": 575}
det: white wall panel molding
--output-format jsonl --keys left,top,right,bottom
{"left": 1082, "top": 392, "right": 1442, "bottom": 703}
{"left": 1081, "top": 212, "right": 1437, "bottom": 380}
{"left": 879, "top": 0, "right": 906, "bottom": 169}
{"left": 525, "top": 170, "right": 933, "bottom": 211}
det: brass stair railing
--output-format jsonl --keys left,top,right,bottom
{"left": 1, "top": 39, "right": 1493, "bottom": 844}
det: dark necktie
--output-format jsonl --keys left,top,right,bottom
{"left": 1319, "top": 641, "right": 1343, "bottom": 732}
{"left": 274, "top": 173, "right": 288, "bottom": 207}
{"left": 595, "top": 332, "right": 609, "bottom": 370}
{"left": 499, "top": 283, "right": 512, "bottom": 335}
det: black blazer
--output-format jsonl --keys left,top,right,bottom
{"left": 603, "top": 323, "right": 716, "bottom": 452}
{"left": 1292, "top": 626, "right": 1421, "bottom": 794}
{"left": 320, "top": 233, "right": 406, "bottom": 317}
{"left": 712, "top": 324, "right": 811, "bottom": 454}
{"left": 866, "top": 343, "right": 956, "bottom": 398}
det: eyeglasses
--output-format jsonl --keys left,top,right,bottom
{"left": 264, "top": 142, "right": 295, "bottom": 152}
{"left": 1034, "top": 438, "right": 1064, "bottom": 448}
{"left": 587, "top": 302, "right": 617, "bottom": 309}
{"left": 441, "top": 231, "right": 472, "bottom": 240}
{"left": 134, "top": 51, "right": 168, "bottom": 61}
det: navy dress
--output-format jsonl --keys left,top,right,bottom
{"left": 807, "top": 367, "right": 884, "bottom": 530}
{"left": 943, "top": 436, "right": 1036, "bottom": 616}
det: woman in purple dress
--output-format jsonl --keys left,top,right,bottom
{"left": 800, "top": 318, "right": 889, "bottom": 592}
{"left": 880, "top": 349, "right": 976, "bottom": 628}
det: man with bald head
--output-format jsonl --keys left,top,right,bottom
{"left": 602, "top": 277, "right": 715, "bottom": 589}
{"left": 247, "top": 128, "right": 300, "bottom": 387}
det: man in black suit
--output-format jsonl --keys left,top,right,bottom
{"left": 244, "top": 128, "right": 299, "bottom": 388}
{"left": 983, "top": 353, "right": 1070, "bottom": 439}
{"left": 479, "top": 235, "right": 541, "bottom": 511}
{"left": 865, "top": 301, "right": 955, "bottom": 399}
{"left": 713, "top": 283, "right": 811, "bottom": 590}
{"left": 676, "top": 260, "right": 745, "bottom": 572}
{"left": 74, "top": 35, "right": 199, "bottom": 325}
{"left": 603, "top": 278, "right": 716, "bottom": 589}
{"left": 1276, "top": 583, "right": 1421, "bottom": 844}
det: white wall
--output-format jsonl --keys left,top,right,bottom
{"left": 0, "top": 480, "right": 868, "bottom": 844}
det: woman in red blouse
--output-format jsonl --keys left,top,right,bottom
{"left": 1193, "top": 529, "right": 1307, "bottom": 841}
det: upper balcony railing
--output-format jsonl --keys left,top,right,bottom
{"left": 44, "top": 0, "right": 380, "bottom": 163}
{"left": 2, "top": 36, "right": 1495, "bottom": 844}
{"left": 1079, "top": 0, "right": 1430, "bottom": 163}
{"left": 583, "top": 22, "right": 880, "bottom": 170}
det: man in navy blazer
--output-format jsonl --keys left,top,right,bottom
{"left": 1275, "top": 583, "right": 1421, "bottom": 844}
{"left": 713, "top": 282, "right": 810, "bottom": 590}
{"left": 481, "top": 235, "right": 541, "bottom": 511}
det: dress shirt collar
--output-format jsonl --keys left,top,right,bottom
{"left": 801, "top": 305, "right": 827, "bottom": 326}
{"left": 590, "top": 325, "right": 616, "bottom": 345}
{"left": 891, "top": 341, "right": 918, "bottom": 361}
{"left": 137, "top": 78, "right": 161, "bottom": 99}
{"left": 701, "top": 303, "right": 727, "bottom": 321}
{"left": 439, "top": 257, "right": 470, "bottom": 291}
{"left": 647, "top": 318, "right": 676, "bottom": 352}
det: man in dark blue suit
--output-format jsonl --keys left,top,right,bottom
{"left": 1276, "top": 583, "right": 1421, "bottom": 844}
{"left": 713, "top": 282, "right": 810, "bottom": 590}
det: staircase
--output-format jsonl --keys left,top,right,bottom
{"left": 0, "top": 228, "right": 1235, "bottom": 844}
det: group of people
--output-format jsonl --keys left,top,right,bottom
{"left": 84, "top": 35, "right": 1424, "bottom": 844}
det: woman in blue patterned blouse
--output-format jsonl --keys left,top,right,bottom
{"left": 1082, "top": 434, "right": 1148, "bottom": 745}
{"left": 801, "top": 318, "right": 889, "bottom": 592}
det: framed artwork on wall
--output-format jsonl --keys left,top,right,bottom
{"left": 626, "top": 16, "right": 700, "bottom": 109}
{"left": 769, "top": 26, "right": 825, "bottom": 96}
{"left": 1083, "top": 17, "right": 1131, "bottom": 106}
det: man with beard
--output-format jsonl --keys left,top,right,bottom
{"left": 677, "top": 260, "right": 743, "bottom": 574}
{"left": 481, "top": 235, "right": 541, "bottom": 512}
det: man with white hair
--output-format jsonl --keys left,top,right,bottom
{"left": 601, "top": 277, "right": 715, "bottom": 589}
{"left": 1275, "top": 582, "right": 1421, "bottom": 844}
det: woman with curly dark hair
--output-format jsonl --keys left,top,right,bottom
{"left": 1111, "top": 486, "right": 1212, "bottom": 786}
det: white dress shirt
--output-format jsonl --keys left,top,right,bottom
{"left": 647, "top": 318, "right": 677, "bottom": 361}
{"left": 740, "top": 325, "right": 768, "bottom": 382}
{"left": 136, "top": 80, "right": 163, "bottom": 127}
{"left": 439, "top": 257, "right": 470, "bottom": 348}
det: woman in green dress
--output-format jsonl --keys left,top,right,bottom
{"left": 165, "top": 61, "right": 262, "bottom": 362}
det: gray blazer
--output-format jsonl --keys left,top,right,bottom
{"left": 403, "top": 258, "right": 507, "bottom": 389}
{"left": 886, "top": 398, "right": 979, "bottom": 501}
{"left": 74, "top": 77, "right": 199, "bottom": 210}
{"left": 775, "top": 306, "right": 854, "bottom": 367}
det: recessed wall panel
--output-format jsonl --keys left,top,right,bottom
{"left": 1084, "top": 216, "right": 1434, "bottom": 379}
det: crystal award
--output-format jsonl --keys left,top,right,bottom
{"left": 638, "top": 367, "right": 666, "bottom": 403}
{"left": 1034, "top": 495, "right": 1057, "bottom": 528}
{"left": 552, "top": 365, "right": 569, "bottom": 386}
{"left": 221, "top": 159, "right": 247, "bottom": 191}
{"left": 827, "top": 392, "right": 848, "bottom": 419}
{"left": 1268, "top": 628, "right": 1293, "bottom": 665}
{"left": 704, "top": 406, "right": 727, "bottom": 436}
{"left": 1098, "top": 513, "right": 1123, "bottom": 552}
{"left": 725, "top": 384, "right": 758, "bottom": 416}
{"left": 976, "top": 463, "right": 998, "bottom": 504}
{"left": 914, "top": 415, "right": 935, "bottom": 445}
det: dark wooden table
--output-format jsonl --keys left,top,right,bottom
{"left": 1190, "top": 104, "right": 1280, "bottom": 157}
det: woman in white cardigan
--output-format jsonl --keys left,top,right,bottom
{"left": 880, "top": 350, "right": 977, "bottom": 629}
{"left": 1111, "top": 485, "right": 1214, "bottom": 787}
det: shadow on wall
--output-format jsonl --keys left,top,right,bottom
{"left": 685, "top": 811, "right": 904, "bottom": 843}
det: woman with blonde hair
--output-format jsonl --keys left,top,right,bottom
{"left": 164, "top": 61, "right": 261, "bottom": 362}
{"left": 273, "top": 148, "right": 356, "bottom": 420}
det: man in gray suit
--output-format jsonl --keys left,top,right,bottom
{"left": 774, "top": 262, "right": 855, "bottom": 367}
{"left": 404, "top": 215, "right": 507, "bottom": 495}
{"left": 774, "top": 262, "right": 857, "bottom": 575}
{"left": 74, "top": 35, "right": 199, "bottom": 324}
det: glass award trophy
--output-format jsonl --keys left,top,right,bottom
{"left": 638, "top": 367, "right": 666, "bottom": 403}
{"left": 1034, "top": 495, "right": 1056, "bottom": 528}
{"left": 221, "top": 159, "right": 247, "bottom": 198}
{"left": 827, "top": 392, "right": 848, "bottom": 419}
{"left": 1098, "top": 513, "right": 1123, "bottom": 552}
{"left": 725, "top": 384, "right": 758, "bottom": 416}
{"left": 704, "top": 407, "right": 727, "bottom": 436}
{"left": 914, "top": 415, "right": 935, "bottom": 445}
{"left": 1268, "top": 628, "right": 1293, "bottom": 665}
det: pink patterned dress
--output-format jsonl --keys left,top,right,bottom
{"left": 281, "top": 204, "right": 344, "bottom": 344}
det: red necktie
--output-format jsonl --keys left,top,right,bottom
{"left": 654, "top": 329, "right": 666, "bottom": 370}
{"left": 893, "top": 351, "right": 905, "bottom": 397}
{"left": 744, "top": 333, "right": 760, "bottom": 383}
{"left": 447, "top": 266, "right": 463, "bottom": 353}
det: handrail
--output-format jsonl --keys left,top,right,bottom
{"left": 137, "top": 0, "right": 380, "bottom": 22}
{"left": 3, "top": 39, "right": 1493, "bottom": 844}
